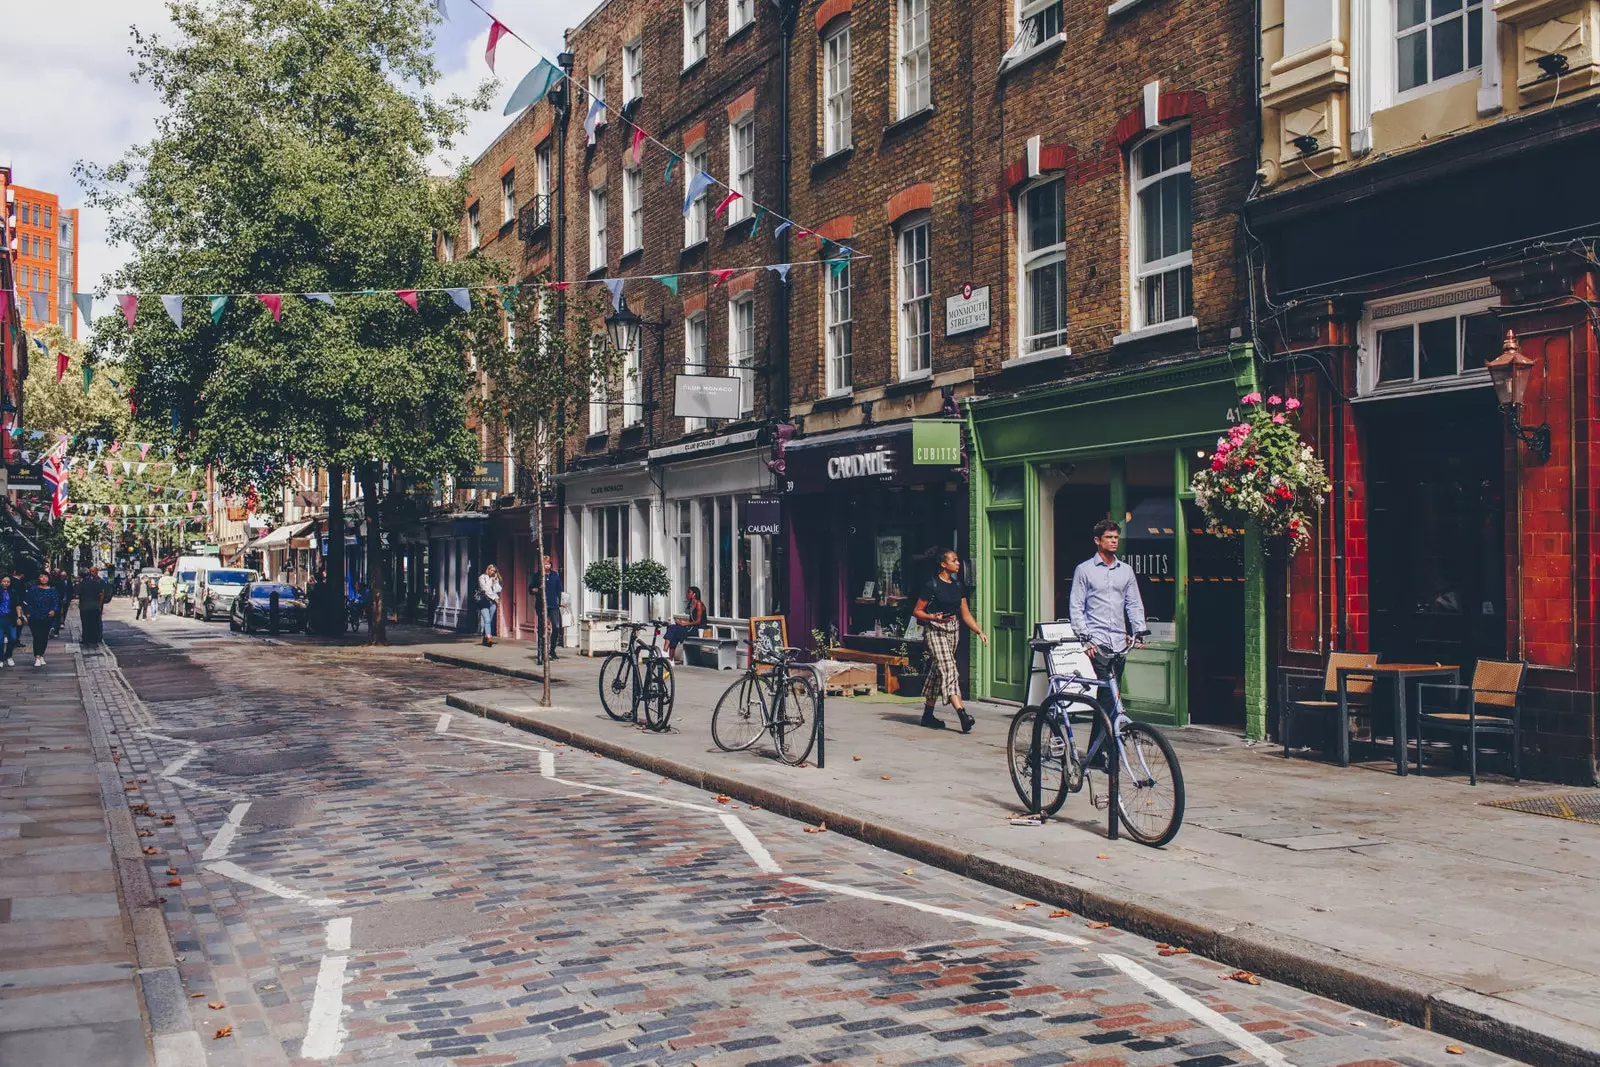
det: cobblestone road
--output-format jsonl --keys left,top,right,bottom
{"left": 93, "top": 612, "right": 1508, "bottom": 1067}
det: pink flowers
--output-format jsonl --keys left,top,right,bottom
{"left": 1285, "top": 397, "right": 1302, "bottom": 411}
{"left": 1272, "top": 413, "right": 1287, "bottom": 425}
{"left": 1267, "top": 395, "right": 1282, "bottom": 406}
{"left": 1241, "top": 392, "right": 1262, "bottom": 405}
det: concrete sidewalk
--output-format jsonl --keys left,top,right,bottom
{"left": 430, "top": 638, "right": 1600, "bottom": 1067}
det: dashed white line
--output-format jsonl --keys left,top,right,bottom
{"left": 719, "top": 813, "right": 782, "bottom": 873}
{"left": 326, "top": 915, "right": 353, "bottom": 952}
{"left": 434, "top": 712, "right": 452, "bottom": 734}
{"left": 1101, "top": 953, "right": 1297, "bottom": 1067}
{"left": 206, "top": 860, "right": 340, "bottom": 907}
{"left": 300, "top": 946, "right": 351, "bottom": 1059}
{"left": 785, "top": 876, "right": 1090, "bottom": 947}
{"left": 159, "top": 750, "right": 197, "bottom": 778}
{"left": 201, "top": 802, "right": 251, "bottom": 861}
{"left": 165, "top": 775, "right": 239, "bottom": 799}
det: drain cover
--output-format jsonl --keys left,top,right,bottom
{"left": 212, "top": 748, "right": 329, "bottom": 776}
{"left": 1485, "top": 793, "right": 1600, "bottom": 824}
{"left": 764, "top": 900, "right": 964, "bottom": 953}
{"left": 445, "top": 772, "right": 581, "bottom": 800}
{"left": 169, "top": 723, "right": 281, "bottom": 742}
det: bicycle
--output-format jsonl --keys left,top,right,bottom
{"left": 710, "top": 646, "right": 819, "bottom": 765}
{"left": 346, "top": 598, "right": 365, "bottom": 633}
{"left": 597, "top": 620, "right": 676, "bottom": 731}
{"left": 1006, "top": 624, "right": 1185, "bottom": 847}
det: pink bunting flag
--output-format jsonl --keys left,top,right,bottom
{"left": 257, "top": 294, "right": 283, "bottom": 322}
{"left": 396, "top": 290, "right": 419, "bottom": 311}
{"left": 714, "top": 191, "right": 742, "bottom": 219}
{"left": 56, "top": 352, "right": 68, "bottom": 383}
{"left": 547, "top": 281, "right": 569, "bottom": 292}
{"left": 486, "top": 20, "right": 509, "bottom": 72}
{"left": 709, "top": 268, "right": 736, "bottom": 289}
{"left": 109, "top": 441, "right": 121, "bottom": 455}
{"left": 104, "top": 460, "right": 114, "bottom": 476}
{"left": 630, "top": 127, "right": 647, "bottom": 165}
{"left": 139, "top": 443, "right": 152, "bottom": 460}
{"left": 796, "top": 229, "right": 811, "bottom": 241}
{"left": 117, "top": 293, "right": 138, "bottom": 328}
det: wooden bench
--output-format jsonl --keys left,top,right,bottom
{"left": 682, "top": 635, "right": 740, "bottom": 670}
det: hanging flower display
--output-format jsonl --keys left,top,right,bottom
{"left": 1189, "top": 393, "right": 1330, "bottom": 552}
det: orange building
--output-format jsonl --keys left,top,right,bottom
{"left": 11, "top": 184, "right": 79, "bottom": 339}
{"left": 2, "top": 167, "right": 26, "bottom": 462}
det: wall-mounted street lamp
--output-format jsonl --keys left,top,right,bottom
{"left": 1485, "top": 329, "right": 1551, "bottom": 463}
{"left": 604, "top": 294, "right": 667, "bottom": 442}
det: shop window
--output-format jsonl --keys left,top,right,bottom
{"left": 844, "top": 487, "right": 959, "bottom": 642}
{"left": 989, "top": 466, "right": 1024, "bottom": 503}
{"left": 1396, "top": 0, "right": 1482, "bottom": 97}
{"left": 897, "top": 214, "right": 932, "bottom": 379}
{"left": 822, "top": 20, "right": 852, "bottom": 156}
{"left": 717, "top": 496, "right": 735, "bottom": 618}
{"left": 589, "top": 505, "right": 631, "bottom": 613}
{"left": 1130, "top": 125, "right": 1193, "bottom": 330}
{"left": 1361, "top": 282, "right": 1499, "bottom": 396}
{"left": 674, "top": 501, "right": 694, "bottom": 603}
{"left": 1017, "top": 177, "right": 1066, "bottom": 355}
{"left": 1123, "top": 476, "right": 1176, "bottom": 641}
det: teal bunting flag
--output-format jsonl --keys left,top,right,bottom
{"left": 829, "top": 258, "right": 850, "bottom": 277}
{"left": 505, "top": 59, "right": 560, "bottom": 115}
{"left": 664, "top": 154, "right": 679, "bottom": 183}
{"left": 751, "top": 205, "right": 767, "bottom": 235}
{"left": 208, "top": 295, "right": 228, "bottom": 324}
{"left": 653, "top": 275, "right": 680, "bottom": 295}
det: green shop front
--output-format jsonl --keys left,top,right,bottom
{"left": 966, "top": 351, "right": 1267, "bottom": 734}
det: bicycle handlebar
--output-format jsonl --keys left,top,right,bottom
{"left": 1029, "top": 631, "right": 1149, "bottom": 656}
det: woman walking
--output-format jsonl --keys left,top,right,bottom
{"left": 0, "top": 575, "right": 19, "bottom": 667}
{"left": 910, "top": 549, "right": 988, "bottom": 732}
{"left": 134, "top": 575, "right": 152, "bottom": 620}
{"left": 476, "top": 564, "right": 502, "bottom": 647}
{"left": 19, "top": 571, "right": 62, "bottom": 668}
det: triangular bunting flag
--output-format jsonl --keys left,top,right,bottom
{"left": 303, "top": 292, "right": 335, "bottom": 306}
{"left": 830, "top": 257, "right": 850, "bottom": 277}
{"left": 714, "top": 191, "right": 742, "bottom": 219}
{"left": 122, "top": 461, "right": 132, "bottom": 475}
{"left": 446, "top": 288, "right": 472, "bottom": 312}
{"left": 653, "top": 275, "right": 680, "bottom": 295}
{"left": 117, "top": 293, "right": 138, "bottom": 328}
{"left": 547, "top": 281, "right": 569, "bottom": 292}
{"left": 584, "top": 97, "right": 605, "bottom": 146}
{"left": 257, "top": 293, "right": 283, "bottom": 322}
{"left": 710, "top": 268, "right": 735, "bottom": 289}
{"left": 434, "top": 0, "right": 448, "bottom": 20}
{"left": 631, "top": 127, "right": 647, "bottom": 165}
{"left": 209, "top": 295, "right": 229, "bottom": 323}
{"left": 751, "top": 205, "right": 767, "bottom": 235}
{"left": 30, "top": 291, "right": 48, "bottom": 323}
{"left": 485, "top": 19, "right": 509, "bottom": 72}
{"left": 74, "top": 293, "right": 93, "bottom": 326}
{"left": 56, "top": 353, "right": 68, "bottom": 383}
{"left": 683, "top": 171, "right": 715, "bottom": 215}
{"left": 160, "top": 294, "right": 184, "bottom": 328}
{"left": 774, "top": 221, "right": 792, "bottom": 238}
{"left": 139, "top": 442, "right": 151, "bottom": 459}
{"left": 602, "top": 278, "right": 624, "bottom": 313}
{"left": 396, "top": 290, "right": 420, "bottom": 311}
{"left": 766, "top": 263, "right": 792, "bottom": 283}
{"left": 505, "top": 58, "right": 560, "bottom": 116}
{"left": 664, "top": 154, "right": 679, "bottom": 183}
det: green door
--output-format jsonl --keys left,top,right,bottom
{"left": 988, "top": 510, "right": 1028, "bottom": 700}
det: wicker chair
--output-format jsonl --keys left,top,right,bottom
{"left": 1415, "top": 659, "right": 1526, "bottom": 784}
{"left": 1279, "top": 652, "right": 1379, "bottom": 760}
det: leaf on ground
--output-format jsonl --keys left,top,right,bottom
{"left": 1444, "top": 1046, "right": 1465, "bottom": 1055}
{"left": 631, "top": 770, "right": 641, "bottom": 775}
{"left": 207, "top": 1002, "right": 225, "bottom": 1010}
{"left": 714, "top": 795, "right": 731, "bottom": 804}
{"left": 852, "top": 755, "right": 861, "bottom": 761}
{"left": 213, "top": 1026, "right": 233, "bottom": 1040}
{"left": 1095, "top": 853, "right": 1110, "bottom": 859}
{"left": 1088, "top": 921, "right": 1111, "bottom": 929}
{"left": 166, "top": 867, "right": 178, "bottom": 875}
{"left": 189, "top": 993, "right": 206, "bottom": 999}
{"left": 1048, "top": 909, "right": 1072, "bottom": 918}
{"left": 880, "top": 775, "right": 892, "bottom": 781}
{"left": 1013, "top": 901, "right": 1040, "bottom": 908}
{"left": 803, "top": 821, "right": 828, "bottom": 834}
{"left": 166, "top": 878, "right": 182, "bottom": 886}
{"left": 1223, "top": 969, "right": 1262, "bottom": 985}
{"left": 142, "top": 847, "right": 159, "bottom": 855}
{"left": 659, "top": 778, "right": 668, "bottom": 784}
{"left": 747, "top": 805, "right": 760, "bottom": 810}
{"left": 593, "top": 752, "right": 602, "bottom": 758}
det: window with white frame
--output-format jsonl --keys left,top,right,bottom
{"left": 505, "top": 305, "right": 517, "bottom": 347}
{"left": 623, "top": 39, "right": 643, "bottom": 103}
{"left": 1396, "top": 0, "right": 1483, "bottom": 97}
{"left": 621, "top": 331, "right": 642, "bottom": 427}
{"left": 501, "top": 169, "right": 516, "bottom": 224}
{"left": 898, "top": 0, "right": 930, "bottom": 118}
{"left": 684, "top": 0, "right": 707, "bottom": 66}
{"left": 1130, "top": 125, "right": 1193, "bottom": 330}
{"left": 589, "top": 187, "right": 608, "bottom": 272}
{"left": 588, "top": 334, "right": 609, "bottom": 435}
{"left": 728, "top": 115, "right": 755, "bottom": 224}
{"left": 467, "top": 203, "right": 480, "bottom": 250}
{"left": 729, "top": 0, "right": 752, "bottom": 36}
{"left": 823, "top": 21, "right": 852, "bottom": 156}
{"left": 728, "top": 295, "right": 755, "bottom": 415}
{"left": 1017, "top": 177, "right": 1066, "bottom": 354}
{"left": 684, "top": 312, "right": 710, "bottom": 431}
{"left": 1007, "top": 0, "right": 1062, "bottom": 64}
{"left": 440, "top": 232, "right": 456, "bottom": 261}
{"left": 588, "top": 71, "right": 607, "bottom": 129}
{"left": 623, "top": 166, "right": 643, "bottom": 254}
{"left": 685, "top": 148, "right": 710, "bottom": 246}
{"left": 534, "top": 144, "right": 552, "bottom": 227}
{"left": 897, "top": 215, "right": 932, "bottom": 378}
{"left": 588, "top": 504, "right": 631, "bottom": 612}
{"left": 826, "top": 260, "right": 854, "bottom": 394}
{"left": 1361, "top": 282, "right": 1500, "bottom": 396}
{"left": 674, "top": 500, "right": 693, "bottom": 604}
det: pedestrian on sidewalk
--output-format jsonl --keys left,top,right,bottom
{"left": 77, "top": 566, "right": 111, "bottom": 647}
{"left": 0, "top": 575, "right": 19, "bottom": 667}
{"left": 157, "top": 570, "right": 175, "bottom": 616}
{"left": 53, "top": 569, "right": 74, "bottom": 637}
{"left": 19, "top": 572, "right": 61, "bottom": 667}
{"left": 476, "top": 564, "right": 501, "bottom": 647}
{"left": 531, "top": 556, "right": 563, "bottom": 663}
{"left": 912, "top": 549, "right": 988, "bottom": 732}
{"left": 1068, "top": 519, "right": 1149, "bottom": 763}
{"left": 134, "top": 575, "right": 152, "bottom": 620}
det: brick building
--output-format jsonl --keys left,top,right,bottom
{"left": 1252, "top": 0, "right": 1600, "bottom": 783}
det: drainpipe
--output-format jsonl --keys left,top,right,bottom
{"left": 772, "top": 0, "right": 799, "bottom": 615}
{"left": 553, "top": 50, "right": 575, "bottom": 475}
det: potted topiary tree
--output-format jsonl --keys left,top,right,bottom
{"left": 622, "top": 559, "right": 672, "bottom": 621}
{"left": 580, "top": 557, "right": 625, "bottom": 655}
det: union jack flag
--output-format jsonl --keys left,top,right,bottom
{"left": 41, "top": 452, "right": 69, "bottom": 520}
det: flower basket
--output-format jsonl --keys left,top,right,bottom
{"left": 1189, "top": 392, "right": 1330, "bottom": 553}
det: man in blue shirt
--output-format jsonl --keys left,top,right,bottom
{"left": 1069, "top": 519, "right": 1149, "bottom": 762}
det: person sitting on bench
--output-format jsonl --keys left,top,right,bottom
{"left": 663, "top": 586, "right": 706, "bottom": 660}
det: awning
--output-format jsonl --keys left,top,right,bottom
{"left": 253, "top": 520, "right": 314, "bottom": 551}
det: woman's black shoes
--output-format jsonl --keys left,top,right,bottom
{"left": 920, "top": 707, "right": 947, "bottom": 729}
{"left": 957, "top": 709, "right": 975, "bottom": 734}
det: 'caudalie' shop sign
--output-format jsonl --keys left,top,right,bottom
{"left": 784, "top": 424, "right": 956, "bottom": 493}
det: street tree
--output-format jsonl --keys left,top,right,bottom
{"left": 81, "top": 0, "right": 492, "bottom": 642}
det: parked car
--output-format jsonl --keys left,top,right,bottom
{"left": 229, "top": 582, "right": 309, "bottom": 633}
{"left": 193, "top": 567, "right": 259, "bottom": 621}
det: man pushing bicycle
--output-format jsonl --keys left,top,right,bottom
{"left": 1068, "top": 519, "right": 1150, "bottom": 765}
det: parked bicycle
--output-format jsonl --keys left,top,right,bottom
{"left": 1006, "top": 627, "right": 1185, "bottom": 846}
{"left": 710, "top": 645, "right": 819, "bottom": 765}
{"left": 597, "top": 620, "right": 676, "bottom": 731}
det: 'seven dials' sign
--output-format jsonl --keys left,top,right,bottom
{"left": 945, "top": 285, "right": 990, "bottom": 336}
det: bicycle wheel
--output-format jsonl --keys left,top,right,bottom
{"left": 772, "top": 670, "right": 818, "bottom": 766}
{"left": 598, "top": 652, "right": 635, "bottom": 721}
{"left": 712, "top": 672, "right": 768, "bottom": 752}
{"left": 1115, "top": 721, "right": 1186, "bottom": 847}
{"left": 1007, "top": 706, "right": 1070, "bottom": 817}
{"left": 640, "top": 659, "right": 675, "bottom": 732}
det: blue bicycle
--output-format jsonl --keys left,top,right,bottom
{"left": 1006, "top": 626, "right": 1185, "bottom": 846}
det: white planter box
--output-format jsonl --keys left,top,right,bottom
{"left": 580, "top": 616, "right": 624, "bottom": 656}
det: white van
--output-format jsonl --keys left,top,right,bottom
{"left": 194, "top": 567, "right": 260, "bottom": 621}
{"left": 174, "top": 556, "right": 218, "bottom": 617}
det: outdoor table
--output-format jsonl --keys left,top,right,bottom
{"left": 1336, "top": 663, "right": 1461, "bottom": 775}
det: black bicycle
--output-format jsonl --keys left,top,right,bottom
{"left": 1007, "top": 635, "right": 1185, "bottom": 846}
{"left": 710, "top": 646, "right": 818, "bottom": 765}
{"left": 597, "top": 620, "right": 676, "bottom": 731}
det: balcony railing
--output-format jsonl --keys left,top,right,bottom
{"left": 518, "top": 195, "right": 552, "bottom": 241}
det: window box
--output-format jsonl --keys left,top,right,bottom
{"left": 1112, "top": 315, "right": 1197, "bottom": 346}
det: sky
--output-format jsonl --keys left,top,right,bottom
{"left": 0, "top": 0, "right": 569, "bottom": 314}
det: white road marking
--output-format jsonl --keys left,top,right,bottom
{"left": 201, "top": 803, "right": 251, "bottom": 861}
{"left": 550, "top": 777, "right": 721, "bottom": 814}
{"left": 206, "top": 860, "right": 340, "bottom": 907}
{"left": 159, "top": 750, "right": 197, "bottom": 778}
{"left": 540, "top": 750, "right": 556, "bottom": 778}
{"left": 1101, "top": 953, "right": 1297, "bottom": 1067}
{"left": 719, "top": 813, "right": 782, "bottom": 873}
{"left": 299, "top": 950, "right": 351, "bottom": 1059}
{"left": 434, "top": 712, "right": 452, "bottom": 734}
{"left": 165, "top": 775, "right": 239, "bottom": 799}
{"left": 452, "top": 733, "right": 549, "bottom": 755}
{"left": 785, "top": 876, "right": 1090, "bottom": 947}
{"left": 326, "top": 915, "right": 353, "bottom": 952}
{"left": 138, "top": 729, "right": 194, "bottom": 745}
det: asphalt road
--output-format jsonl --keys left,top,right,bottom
{"left": 95, "top": 611, "right": 1511, "bottom": 1067}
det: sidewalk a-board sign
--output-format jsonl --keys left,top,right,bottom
{"left": 749, "top": 615, "right": 787, "bottom": 670}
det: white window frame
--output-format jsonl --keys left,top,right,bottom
{"left": 822, "top": 21, "right": 853, "bottom": 156}
{"left": 684, "top": 312, "right": 710, "bottom": 431}
{"left": 440, "top": 232, "right": 456, "bottom": 262}
{"left": 728, "top": 115, "right": 755, "bottom": 225}
{"left": 684, "top": 0, "right": 708, "bottom": 67}
{"left": 1016, "top": 175, "right": 1067, "bottom": 357}
{"left": 623, "top": 39, "right": 643, "bottom": 104}
{"left": 685, "top": 148, "right": 710, "bottom": 247}
{"left": 896, "top": 214, "right": 933, "bottom": 380}
{"left": 728, "top": 295, "right": 755, "bottom": 416}
{"left": 1128, "top": 125, "right": 1194, "bottom": 333}
{"left": 1357, "top": 280, "right": 1500, "bottom": 399}
{"left": 1392, "top": 0, "right": 1485, "bottom": 104}
{"left": 536, "top": 145, "right": 552, "bottom": 198}
{"left": 587, "top": 72, "right": 607, "bottom": 130}
{"left": 501, "top": 169, "right": 516, "bottom": 225}
{"left": 623, "top": 165, "right": 644, "bottom": 254}
{"left": 1353, "top": 1, "right": 1498, "bottom": 150}
{"left": 588, "top": 334, "right": 609, "bottom": 435}
{"left": 505, "top": 306, "right": 517, "bottom": 347}
{"left": 897, "top": 0, "right": 931, "bottom": 119}
{"left": 1004, "top": 0, "right": 1063, "bottom": 70}
{"left": 589, "top": 186, "right": 608, "bottom": 273}
{"left": 825, "top": 260, "right": 854, "bottom": 396}
{"left": 467, "top": 203, "right": 480, "bottom": 250}
{"left": 729, "top": 0, "right": 753, "bottom": 36}
{"left": 621, "top": 331, "right": 642, "bottom": 428}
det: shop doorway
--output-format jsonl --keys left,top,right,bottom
{"left": 1184, "top": 501, "right": 1245, "bottom": 725}
{"left": 1052, "top": 485, "right": 1112, "bottom": 619}
{"left": 1364, "top": 390, "right": 1506, "bottom": 666}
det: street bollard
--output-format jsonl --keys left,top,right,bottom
{"left": 269, "top": 590, "right": 281, "bottom": 635}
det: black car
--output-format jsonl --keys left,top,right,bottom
{"left": 230, "top": 582, "right": 309, "bottom": 633}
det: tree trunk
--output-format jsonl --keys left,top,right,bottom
{"left": 359, "top": 465, "right": 388, "bottom": 645}
{"left": 531, "top": 485, "right": 551, "bottom": 707}
{"left": 325, "top": 463, "right": 345, "bottom": 637}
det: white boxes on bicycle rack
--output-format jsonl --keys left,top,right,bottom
{"left": 1026, "top": 620, "right": 1098, "bottom": 707}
